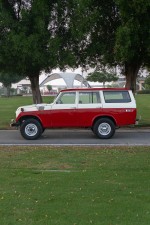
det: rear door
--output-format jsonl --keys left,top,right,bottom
{"left": 76, "top": 91, "right": 102, "bottom": 126}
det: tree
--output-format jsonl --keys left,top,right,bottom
{"left": 144, "top": 76, "right": 150, "bottom": 89}
{"left": 0, "top": 0, "right": 55, "bottom": 103}
{"left": 0, "top": 72, "right": 23, "bottom": 96}
{"left": 87, "top": 71, "right": 118, "bottom": 87}
{"left": 47, "top": 85, "right": 52, "bottom": 93}
{"left": 10, "top": 88, "right": 16, "bottom": 95}
{"left": 68, "top": 0, "right": 120, "bottom": 69}
{"left": 115, "top": 0, "right": 150, "bottom": 92}
{"left": 70, "top": 0, "right": 150, "bottom": 93}
{"left": 0, "top": 0, "right": 76, "bottom": 103}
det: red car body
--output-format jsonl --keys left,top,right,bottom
{"left": 11, "top": 88, "right": 137, "bottom": 140}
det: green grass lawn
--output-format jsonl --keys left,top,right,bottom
{"left": 135, "top": 94, "right": 150, "bottom": 125}
{"left": 0, "top": 94, "right": 150, "bottom": 129}
{"left": 0, "top": 146, "right": 150, "bottom": 225}
{"left": 0, "top": 96, "right": 54, "bottom": 129}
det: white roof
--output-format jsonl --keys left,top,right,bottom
{"left": 40, "top": 72, "right": 90, "bottom": 88}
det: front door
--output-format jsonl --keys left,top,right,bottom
{"left": 50, "top": 91, "right": 77, "bottom": 127}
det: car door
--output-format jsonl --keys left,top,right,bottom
{"left": 50, "top": 91, "right": 78, "bottom": 127}
{"left": 76, "top": 91, "right": 103, "bottom": 127}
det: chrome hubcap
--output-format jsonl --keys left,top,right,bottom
{"left": 25, "top": 123, "right": 38, "bottom": 137}
{"left": 98, "top": 123, "right": 111, "bottom": 136}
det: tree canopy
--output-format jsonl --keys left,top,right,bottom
{"left": 0, "top": 0, "right": 56, "bottom": 103}
{"left": 87, "top": 71, "right": 118, "bottom": 87}
{"left": 144, "top": 75, "right": 150, "bottom": 89}
{"left": 0, "top": 0, "right": 150, "bottom": 101}
{"left": 47, "top": 84, "right": 52, "bottom": 92}
{"left": 70, "top": 0, "right": 150, "bottom": 93}
{"left": 0, "top": 72, "right": 24, "bottom": 96}
{"left": 0, "top": 0, "right": 76, "bottom": 103}
{"left": 115, "top": 0, "right": 150, "bottom": 92}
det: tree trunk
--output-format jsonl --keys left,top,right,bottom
{"left": 124, "top": 62, "right": 141, "bottom": 94}
{"left": 5, "top": 85, "right": 11, "bottom": 97}
{"left": 29, "top": 74, "right": 43, "bottom": 104}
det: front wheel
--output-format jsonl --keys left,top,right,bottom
{"left": 93, "top": 118, "right": 115, "bottom": 139}
{"left": 20, "top": 119, "right": 43, "bottom": 140}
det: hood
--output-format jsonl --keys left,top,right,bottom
{"left": 16, "top": 103, "right": 52, "bottom": 117}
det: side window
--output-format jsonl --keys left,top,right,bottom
{"left": 79, "top": 92, "right": 101, "bottom": 104}
{"left": 103, "top": 91, "right": 131, "bottom": 103}
{"left": 56, "top": 92, "right": 76, "bottom": 104}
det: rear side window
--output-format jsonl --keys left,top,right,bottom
{"left": 103, "top": 91, "right": 131, "bottom": 103}
{"left": 79, "top": 91, "right": 101, "bottom": 104}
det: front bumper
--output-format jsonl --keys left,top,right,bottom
{"left": 10, "top": 119, "right": 20, "bottom": 127}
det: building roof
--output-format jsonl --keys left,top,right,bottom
{"left": 40, "top": 72, "right": 90, "bottom": 88}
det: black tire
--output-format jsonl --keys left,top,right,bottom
{"left": 91, "top": 127, "right": 96, "bottom": 134}
{"left": 20, "top": 118, "right": 43, "bottom": 140}
{"left": 93, "top": 118, "right": 115, "bottom": 139}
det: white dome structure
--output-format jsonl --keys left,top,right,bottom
{"left": 40, "top": 72, "right": 90, "bottom": 88}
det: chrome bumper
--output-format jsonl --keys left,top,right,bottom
{"left": 10, "top": 119, "right": 20, "bottom": 127}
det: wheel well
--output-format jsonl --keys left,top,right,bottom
{"left": 19, "top": 116, "right": 43, "bottom": 128}
{"left": 92, "top": 116, "right": 116, "bottom": 127}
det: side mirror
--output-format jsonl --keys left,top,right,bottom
{"left": 56, "top": 100, "right": 62, "bottom": 104}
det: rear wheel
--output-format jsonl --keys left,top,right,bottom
{"left": 93, "top": 118, "right": 115, "bottom": 139}
{"left": 20, "top": 118, "right": 43, "bottom": 140}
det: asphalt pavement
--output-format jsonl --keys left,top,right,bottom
{"left": 0, "top": 128, "right": 150, "bottom": 146}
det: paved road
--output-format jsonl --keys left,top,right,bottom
{"left": 0, "top": 129, "right": 150, "bottom": 146}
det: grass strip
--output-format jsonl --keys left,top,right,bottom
{"left": 0, "top": 146, "right": 150, "bottom": 225}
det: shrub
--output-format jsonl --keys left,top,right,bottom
{"left": 137, "top": 90, "right": 150, "bottom": 94}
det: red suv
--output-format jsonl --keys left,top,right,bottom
{"left": 11, "top": 88, "right": 137, "bottom": 140}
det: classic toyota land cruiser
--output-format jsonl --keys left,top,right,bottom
{"left": 11, "top": 88, "right": 137, "bottom": 140}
